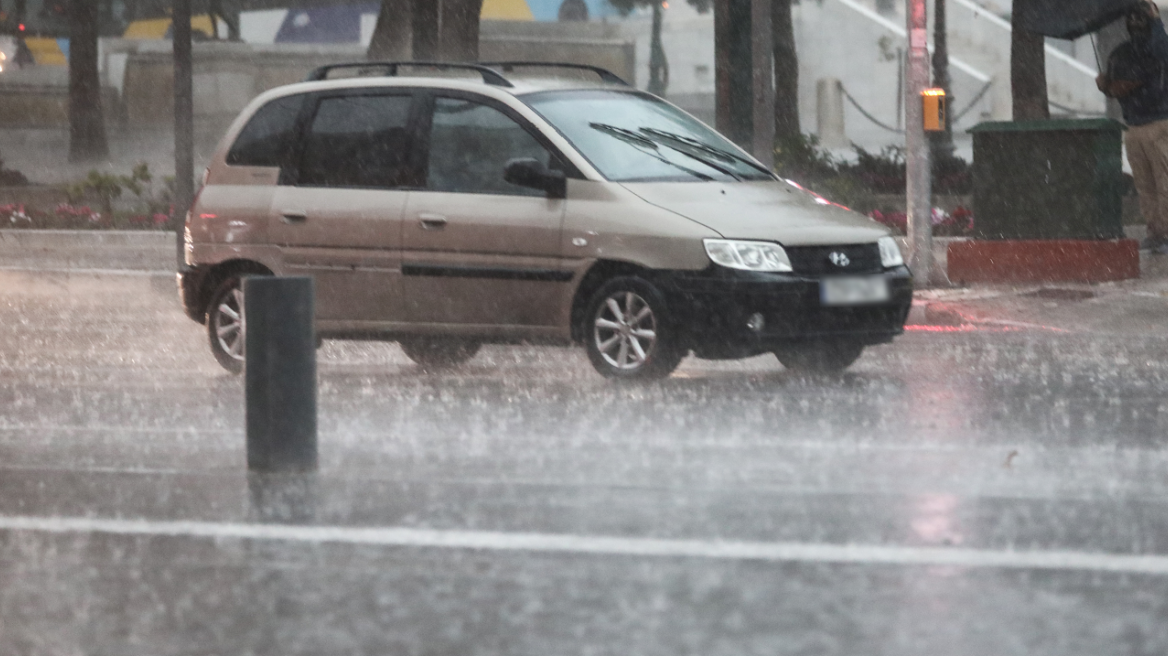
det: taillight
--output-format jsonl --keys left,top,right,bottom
{"left": 186, "top": 184, "right": 205, "bottom": 228}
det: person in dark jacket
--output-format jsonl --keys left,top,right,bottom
{"left": 1098, "top": 0, "right": 1168, "bottom": 253}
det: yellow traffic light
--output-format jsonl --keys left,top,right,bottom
{"left": 922, "top": 88, "right": 947, "bottom": 132}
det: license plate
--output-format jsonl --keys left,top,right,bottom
{"left": 820, "top": 276, "right": 890, "bottom": 306}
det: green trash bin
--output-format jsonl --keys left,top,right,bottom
{"left": 969, "top": 119, "right": 1126, "bottom": 240}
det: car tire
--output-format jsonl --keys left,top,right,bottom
{"left": 774, "top": 340, "right": 864, "bottom": 375}
{"left": 206, "top": 275, "right": 250, "bottom": 374}
{"left": 399, "top": 337, "right": 481, "bottom": 369}
{"left": 583, "top": 276, "right": 684, "bottom": 380}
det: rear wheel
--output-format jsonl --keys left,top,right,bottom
{"left": 399, "top": 337, "right": 481, "bottom": 369}
{"left": 774, "top": 340, "right": 864, "bottom": 375}
{"left": 206, "top": 276, "right": 248, "bottom": 374}
{"left": 584, "top": 277, "right": 683, "bottom": 380}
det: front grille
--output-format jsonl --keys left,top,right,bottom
{"left": 786, "top": 244, "right": 882, "bottom": 275}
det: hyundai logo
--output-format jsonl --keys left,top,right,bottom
{"left": 828, "top": 251, "right": 851, "bottom": 268}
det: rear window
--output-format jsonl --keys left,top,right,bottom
{"left": 226, "top": 94, "right": 304, "bottom": 167}
{"left": 298, "top": 94, "right": 414, "bottom": 189}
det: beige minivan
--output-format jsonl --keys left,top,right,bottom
{"left": 179, "top": 62, "right": 913, "bottom": 379}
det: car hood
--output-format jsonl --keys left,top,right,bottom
{"left": 620, "top": 179, "right": 889, "bottom": 245}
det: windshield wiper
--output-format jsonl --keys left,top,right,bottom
{"left": 638, "top": 127, "right": 775, "bottom": 179}
{"left": 589, "top": 122, "right": 715, "bottom": 181}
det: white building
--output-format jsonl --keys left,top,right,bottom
{"left": 618, "top": 0, "right": 1107, "bottom": 159}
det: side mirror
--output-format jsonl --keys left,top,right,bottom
{"left": 504, "top": 158, "right": 567, "bottom": 199}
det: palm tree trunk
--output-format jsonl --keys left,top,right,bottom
{"left": 772, "top": 0, "right": 799, "bottom": 140}
{"left": 648, "top": 2, "right": 669, "bottom": 96}
{"left": 68, "top": 0, "right": 108, "bottom": 162}
{"left": 439, "top": 0, "right": 483, "bottom": 62}
{"left": 412, "top": 0, "right": 441, "bottom": 60}
{"left": 930, "top": 0, "right": 955, "bottom": 157}
{"left": 1010, "top": 0, "right": 1049, "bottom": 120}
{"left": 368, "top": 0, "right": 413, "bottom": 60}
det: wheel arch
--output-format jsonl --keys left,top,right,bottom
{"left": 569, "top": 259, "right": 655, "bottom": 344}
{"left": 196, "top": 259, "right": 274, "bottom": 323}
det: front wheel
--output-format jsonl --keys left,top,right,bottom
{"left": 399, "top": 337, "right": 481, "bottom": 369}
{"left": 774, "top": 340, "right": 864, "bottom": 375}
{"left": 584, "top": 277, "right": 684, "bottom": 380}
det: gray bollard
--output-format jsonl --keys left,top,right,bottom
{"left": 244, "top": 276, "right": 317, "bottom": 472}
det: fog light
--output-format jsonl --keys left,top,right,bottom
{"left": 746, "top": 313, "right": 765, "bottom": 332}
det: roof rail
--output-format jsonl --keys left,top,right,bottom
{"left": 482, "top": 61, "right": 630, "bottom": 86}
{"left": 304, "top": 61, "right": 514, "bottom": 87}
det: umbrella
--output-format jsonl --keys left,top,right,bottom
{"left": 1017, "top": 0, "right": 1143, "bottom": 39}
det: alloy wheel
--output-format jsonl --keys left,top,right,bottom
{"left": 593, "top": 291, "right": 658, "bottom": 371}
{"left": 214, "top": 287, "right": 245, "bottom": 363}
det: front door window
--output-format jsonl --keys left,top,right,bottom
{"left": 427, "top": 97, "right": 554, "bottom": 196}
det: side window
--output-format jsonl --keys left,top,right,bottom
{"left": 298, "top": 94, "right": 413, "bottom": 189}
{"left": 226, "top": 94, "right": 303, "bottom": 167}
{"left": 427, "top": 97, "right": 553, "bottom": 196}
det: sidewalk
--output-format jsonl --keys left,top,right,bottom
{"left": 906, "top": 227, "right": 1168, "bottom": 335}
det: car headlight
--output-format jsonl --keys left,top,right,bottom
{"left": 704, "top": 239, "right": 792, "bottom": 272}
{"left": 877, "top": 236, "right": 904, "bottom": 268}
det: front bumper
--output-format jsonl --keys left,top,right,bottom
{"left": 658, "top": 265, "right": 913, "bottom": 356}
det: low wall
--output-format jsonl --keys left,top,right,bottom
{"left": 0, "top": 185, "right": 69, "bottom": 207}
{"left": 0, "top": 229, "right": 177, "bottom": 272}
{"left": 0, "top": 25, "right": 635, "bottom": 183}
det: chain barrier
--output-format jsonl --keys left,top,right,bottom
{"left": 839, "top": 85, "right": 904, "bottom": 134}
{"left": 953, "top": 80, "right": 993, "bottom": 122}
{"left": 838, "top": 80, "right": 994, "bottom": 135}
{"left": 1048, "top": 99, "right": 1107, "bottom": 118}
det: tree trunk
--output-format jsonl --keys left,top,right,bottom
{"left": 368, "top": 0, "right": 413, "bottom": 60}
{"left": 68, "top": 0, "right": 108, "bottom": 163}
{"left": 648, "top": 2, "right": 669, "bottom": 96}
{"left": 1010, "top": 0, "right": 1049, "bottom": 120}
{"left": 207, "top": 0, "right": 241, "bottom": 40}
{"left": 715, "top": 0, "right": 754, "bottom": 147}
{"left": 772, "top": 0, "right": 799, "bottom": 140}
{"left": 439, "top": 0, "right": 483, "bottom": 62}
{"left": 412, "top": 0, "right": 441, "bottom": 60}
{"left": 930, "top": 0, "right": 955, "bottom": 157}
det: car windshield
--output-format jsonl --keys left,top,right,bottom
{"left": 523, "top": 89, "right": 774, "bottom": 183}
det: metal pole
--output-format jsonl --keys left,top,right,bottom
{"left": 905, "top": 0, "right": 933, "bottom": 284}
{"left": 173, "top": 0, "right": 194, "bottom": 271}
{"left": 750, "top": 0, "right": 774, "bottom": 169}
{"left": 245, "top": 276, "right": 318, "bottom": 473}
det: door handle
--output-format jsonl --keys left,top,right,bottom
{"left": 281, "top": 211, "right": 308, "bottom": 224}
{"left": 419, "top": 213, "right": 448, "bottom": 231}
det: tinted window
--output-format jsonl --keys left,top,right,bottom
{"left": 299, "top": 94, "right": 414, "bottom": 188}
{"left": 226, "top": 94, "right": 303, "bottom": 167}
{"left": 427, "top": 97, "right": 552, "bottom": 196}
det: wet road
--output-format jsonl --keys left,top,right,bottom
{"left": 2, "top": 269, "right": 1168, "bottom": 655}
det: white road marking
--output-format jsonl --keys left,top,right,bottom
{"left": 3, "top": 514, "right": 1168, "bottom": 575}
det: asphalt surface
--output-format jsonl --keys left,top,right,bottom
{"left": 2, "top": 268, "right": 1168, "bottom": 655}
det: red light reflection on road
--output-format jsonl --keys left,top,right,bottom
{"left": 906, "top": 323, "right": 1065, "bottom": 334}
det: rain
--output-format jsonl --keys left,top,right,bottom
{"left": 1, "top": 0, "right": 1168, "bottom": 654}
